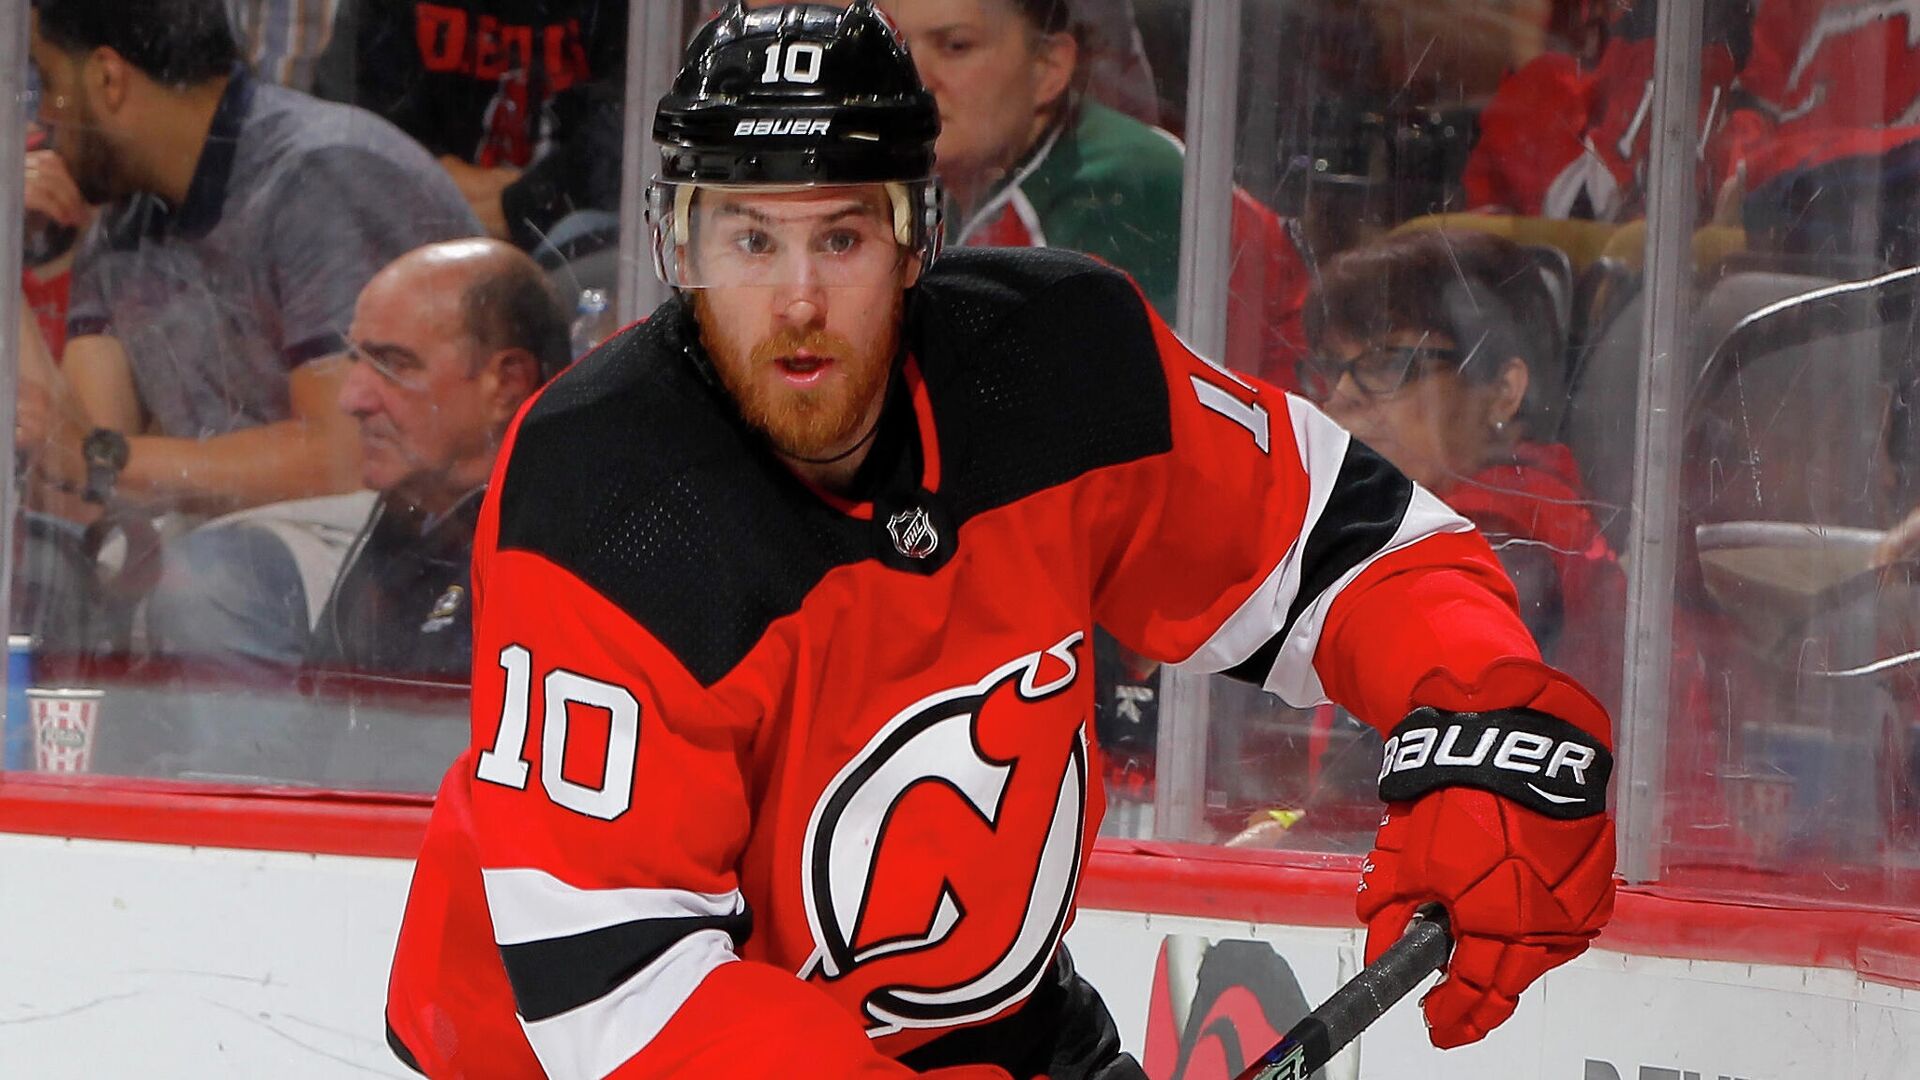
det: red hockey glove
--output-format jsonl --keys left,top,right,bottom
{"left": 1356, "top": 661, "right": 1617, "bottom": 1049}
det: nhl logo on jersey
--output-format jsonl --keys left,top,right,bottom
{"left": 886, "top": 507, "right": 939, "bottom": 560}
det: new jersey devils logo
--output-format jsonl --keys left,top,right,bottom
{"left": 800, "top": 631, "right": 1089, "bottom": 1037}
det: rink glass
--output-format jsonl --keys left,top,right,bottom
{"left": 0, "top": 0, "right": 1915, "bottom": 924}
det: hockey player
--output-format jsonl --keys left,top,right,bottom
{"left": 384, "top": 4, "right": 1618, "bottom": 1077}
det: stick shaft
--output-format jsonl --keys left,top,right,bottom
{"left": 1233, "top": 908, "right": 1452, "bottom": 1080}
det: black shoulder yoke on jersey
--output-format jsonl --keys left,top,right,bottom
{"left": 496, "top": 247, "right": 1173, "bottom": 686}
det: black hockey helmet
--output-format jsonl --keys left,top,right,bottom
{"left": 649, "top": 1, "right": 944, "bottom": 288}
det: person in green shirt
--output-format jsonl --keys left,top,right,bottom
{"left": 882, "top": 0, "right": 1187, "bottom": 314}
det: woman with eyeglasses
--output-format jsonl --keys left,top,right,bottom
{"left": 1214, "top": 229, "right": 1630, "bottom": 851}
{"left": 1300, "top": 228, "right": 1624, "bottom": 700}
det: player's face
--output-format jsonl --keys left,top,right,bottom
{"left": 28, "top": 15, "right": 132, "bottom": 206}
{"left": 690, "top": 188, "right": 917, "bottom": 462}
{"left": 883, "top": 0, "right": 1075, "bottom": 198}
{"left": 341, "top": 264, "right": 505, "bottom": 506}
{"left": 1313, "top": 329, "right": 1515, "bottom": 493}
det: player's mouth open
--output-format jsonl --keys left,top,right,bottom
{"left": 776, "top": 352, "right": 833, "bottom": 387}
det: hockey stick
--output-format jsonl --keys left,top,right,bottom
{"left": 1231, "top": 905, "right": 1453, "bottom": 1080}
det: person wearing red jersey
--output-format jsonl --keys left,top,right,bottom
{"left": 384, "top": 4, "right": 1618, "bottom": 1078}
{"left": 1722, "top": 0, "right": 1920, "bottom": 187}
{"left": 1463, "top": 0, "right": 1752, "bottom": 222}
{"left": 1718, "top": 0, "right": 1920, "bottom": 261}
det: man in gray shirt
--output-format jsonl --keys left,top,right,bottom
{"left": 19, "top": 0, "right": 481, "bottom": 723}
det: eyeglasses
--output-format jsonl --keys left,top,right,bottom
{"left": 1295, "top": 343, "right": 1469, "bottom": 402}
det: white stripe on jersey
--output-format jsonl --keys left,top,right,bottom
{"left": 1180, "top": 395, "right": 1473, "bottom": 705}
{"left": 519, "top": 928, "right": 739, "bottom": 1080}
{"left": 481, "top": 866, "right": 745, "bottom": 945}
{"left": 1265, "top": 483, "right": 1472, "bottom": 705}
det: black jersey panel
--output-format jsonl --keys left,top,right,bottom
{"left": 907, "top": 249, "right": 1174, "bottom": 522}
{"left": 495, "top": 249, "right": 1176, "bottom": 687}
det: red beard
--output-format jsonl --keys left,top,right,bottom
{"left": 696, "top": 292, "right": 901, "bottom": 460}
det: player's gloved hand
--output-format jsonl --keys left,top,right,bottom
{"left": 1357, "top": 660, "right": 1617, "bottom": 1049}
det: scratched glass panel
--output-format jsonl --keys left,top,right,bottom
{"left": 823, "top": 0, "right": 1203, "bottom": 838}
{"left": 5, "top": 1, "right": 630, "bottom": 791}
{"left": 1142, "top": 0, "right": 1639, "bottom": 855}
{"left": 1644, "top": 0, "right": 1920, "bottom": 911}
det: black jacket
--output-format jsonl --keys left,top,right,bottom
{"left": 314, "top": 0, "right": 627, "bottom": 250}
{"left": 307, "top": 489, "right": 486, "bottom": 681}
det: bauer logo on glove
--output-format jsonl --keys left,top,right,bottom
{"left": 1377, "top": 706, "right": 1614, "bottom": 820}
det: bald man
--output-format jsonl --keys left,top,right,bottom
{"left": 307, "top": 240, "right": 573, "bottom": 681}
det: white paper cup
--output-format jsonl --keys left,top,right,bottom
{"left": 28, "top": 688, "right": 104, "bottom": 774}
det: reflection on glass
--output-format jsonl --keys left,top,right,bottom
{"left": 1214, "top": 229, "right": 1624, "bottom": 854}
{"left": 4, "top": 0, "right": 1917, "bottom": 924}
{"left": 7, "top": 0, "right": 623, "bottom": 794}
{"left": 1159, "top": 0, "right": 1920, "bottom": 920}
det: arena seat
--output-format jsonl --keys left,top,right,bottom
{"left": 1682, "top": 266, "right": 1920, "bottom": 863}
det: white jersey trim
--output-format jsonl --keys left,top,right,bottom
{"left": 481, "top": 866, "right": 745, "bottom": 946}
{"left": 518, "top": 928, "right": 739, "bottom": 1080}
{"left": 1265, "top": 483, "right": 1474, "bottom": 705}
{"left": 1180, "top": 394, "right": 1347, "bottom": 676}
{"left": 1180, "top": 395, "right": 1473, "bottom": 705}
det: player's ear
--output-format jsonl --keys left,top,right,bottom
{"left": 901, "top": 252, "right": 925, "bottom": 290}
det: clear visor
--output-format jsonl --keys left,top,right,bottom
{"left": 647, "top": 180, "right": 935, "bottom": 289}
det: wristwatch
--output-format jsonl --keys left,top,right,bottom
{"left": 81, "top": 427, "right": 130, "bottom": 505}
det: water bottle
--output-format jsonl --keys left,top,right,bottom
{"left": 5, "top": 635, "right": 34, "bottom": 771}
{"left": 570, "top": 288, "right": 612, "bottom": 358}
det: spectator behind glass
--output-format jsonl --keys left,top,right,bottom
{"left": 314, "top": 0, "right": 628, "bottom": 252}
{"left": 20, "top": 0, "right": 482, "bottom": 668}
{"left": 882, "top": 0, "right": 1311, "bottom": 379}
{"left": 1718, "top": 0, "right": 1920, "bottom": 264}
{"left": 1365, "top": 0, "right": 1554, "bottom": 104}
{"left": 1069, "top": 0, "right": 1157, "bottom": 126}
{"left": 884, "top": 0, "right": 1179, "bottom": 308}
{"left": 1298, "top": 229, "right": 1624, "bottom": 701}
{"left": 1216, "top": 229, "right": 1630, "bottom": 849}
{"left": 20, "top": 120, "right": 87, "bottom": 359}
{"left": 225, "top": 0, "right": 342, "bottom": 91}
{"left": 312, "top": 240, "right": 570, "bottom": 682}
{"left": 1462, "top": 0, "right": 1752, "bottom": 223}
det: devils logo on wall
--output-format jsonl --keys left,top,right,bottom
{"left": 1144, "top": 936, "right": 1320, "bottom": 1080}
{"left": 799, "top": 632, "right": 1090, "bottom": 1037}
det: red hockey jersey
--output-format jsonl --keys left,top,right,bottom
{"left": 1721, "top": 0, "right": 1920, "bottom": 190}
{"left": 1444, "top": 441, "right": 1626, "bottom": 711}
{"left": 1464, "top": 2, "right": 1746, "bottom": 220}
{"left": 386, "top": 248, "right": 1556, "bottom": 1078}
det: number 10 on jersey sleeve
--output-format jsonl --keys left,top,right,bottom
{"left": 476, "top": 644, "right": 641, "bottom": 822}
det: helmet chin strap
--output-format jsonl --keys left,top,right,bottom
{"left": 778, "top": 364, "right": 895, "bottom": 466}
{"left": 780, "top": 409, "right": 884, "bottom": 466}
